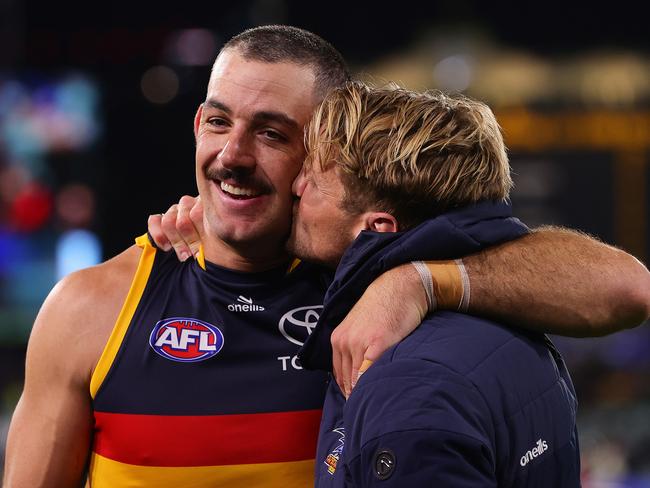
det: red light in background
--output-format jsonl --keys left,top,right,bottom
{"left": 9, "top": 183, "right": 53, "bottom": 232}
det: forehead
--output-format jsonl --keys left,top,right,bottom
{"left": 207, "top": 50, "right": 318, "bottom": 128}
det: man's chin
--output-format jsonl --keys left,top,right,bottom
{"left": 284, "top": 234, "right": 301, "bottom": 259}
{"left": 211, "top": 216, "right": 277, "bottom": 242}
{"left": 286, "top": 234, "right": 310, "bottom": 259}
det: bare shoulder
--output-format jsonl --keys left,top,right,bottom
{"left": 73, "top": 244, "right": 142, "bottom": 305}
{"left": 4, "top": 246, "right": 144, "bottom": 487}
{"left": 27, "top": 245, "right": 143, "bottom": 385}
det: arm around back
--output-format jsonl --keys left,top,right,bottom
{"left": 464, "top": 226, "right": 650, "bottom": 336}
{"left": 3, "top": 246, "right": 140, "bottom": 488}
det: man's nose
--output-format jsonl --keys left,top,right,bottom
{"left": 292, "top": 166, "right": 307, "bottom": 197}
{"left": 217, "top": 129, "right": 255, "bottom": 170}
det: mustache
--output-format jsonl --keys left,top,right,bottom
{"left": 205, "top": 167, "right": 272, "bottom": 194}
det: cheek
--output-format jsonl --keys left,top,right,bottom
{"left": 295, "top": 192, "right": 319, "bottom": 232}
{"left": 301, "top": 187, "right": 323, "bottom": 215}
{"left": 195, "top": 135, "right": 217, "bottom": 170}
{"left": 267, "top": 158, "right": 302, "bottom": 194}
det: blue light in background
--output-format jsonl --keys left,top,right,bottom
{"left": 55, "top": 230, "right": 102, "bottom": 280}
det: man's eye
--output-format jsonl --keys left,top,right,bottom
{"left": 207, "top": 117, "right": 228, "bottom": 127}
{"left": 262, "top": 129, "right": 286, "bottom": 142}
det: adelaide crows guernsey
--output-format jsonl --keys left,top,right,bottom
{"left": 88, "top": 235, "right": 331, "bottom": 487}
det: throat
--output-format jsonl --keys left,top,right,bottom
{"left": 201, "top": 237, "right": 292, "bottom": 273}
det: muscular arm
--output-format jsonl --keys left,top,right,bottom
{"left": 464, "top": 226, "right": 650, "bottom": 336}
{"left": 332, "top": 226, "right": 650, "bottom": 395}
{"left": 3, "top": 248, "right": 138, "bottom": 488}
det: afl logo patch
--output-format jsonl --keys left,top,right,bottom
{"left": 149, "top": 317, "right": 224, "bottom": 362}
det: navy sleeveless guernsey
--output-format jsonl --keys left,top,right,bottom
{"left": 88, "top": 235, "right": 331, "bottom": 487}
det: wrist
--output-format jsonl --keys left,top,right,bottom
{"left": 385, "top": 263, "right": 429, "bottom": 320}
{"left": 411, "top": 260, "right": 470, "bottom": 312}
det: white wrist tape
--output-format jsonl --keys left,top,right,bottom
{"left": 411, "top": 259, "right": 471, "bottom": 312}
{"left": 411, "top": 261, "right": 436, "bottom": 310}
{"left": 456, "top": 258, "right": 471, "bottom": 313}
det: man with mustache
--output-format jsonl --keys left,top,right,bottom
{"left": 4, "top": 25, "right": 649, "bottom": 488}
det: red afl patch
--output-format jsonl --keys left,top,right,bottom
{"left": 149, "top": 317, "right": 225, "bottom": 362}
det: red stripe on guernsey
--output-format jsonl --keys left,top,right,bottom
{"left": 93, "top": 409, "right": 322, "bottom": 467}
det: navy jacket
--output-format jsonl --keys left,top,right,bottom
{"left": 300, "top": 202, "right": 581, "bottom": 487}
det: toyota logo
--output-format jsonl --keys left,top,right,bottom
{"left": 278, "top": 305, "right": 323, "bottom": 346}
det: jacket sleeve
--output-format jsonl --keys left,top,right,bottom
{"left": 342, "top": 358, "right": 497, "bottom": 487}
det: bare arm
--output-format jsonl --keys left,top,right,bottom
{"left": 3, "top": 249, "right": 138, "bottom": 487}
{"left": 332, "top": 226, "right": 650, "bottom": 395}
{"left": 464, "top": 226, "right": 650, "bottom": 336}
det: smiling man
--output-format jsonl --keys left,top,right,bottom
{"left": 195, "top": 52, "right": 319, "bottom": 268}
{"left": 4, "top": 25, "right": 650, "bottom": 488}
{"left": 4, "top": 26, "right": 351, "bottom": 488}
{"left": 293, "top": 81, "right": 580, "bottom": 487}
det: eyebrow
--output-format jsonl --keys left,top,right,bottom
{"left": 204, "top": 99, "right": 231, "bottom": 113}
{"left": 204, "top": 98, "right": 300, "bottom": 131}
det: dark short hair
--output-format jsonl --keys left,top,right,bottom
{"left": 222, "top": 25, "right": 351, "bottom": 100}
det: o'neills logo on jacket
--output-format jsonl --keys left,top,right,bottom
{"left": 520, "top": 439, "right": 549, "bottom": 467}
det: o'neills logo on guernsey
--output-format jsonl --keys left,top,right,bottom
{"left": 228, "top": 295, "right": 265, "bottom": 312}
{"left": 520, "top": 439, "right": 549, "bottom": 467}
{"left": 149, "top": 317, "right": 225, "bottom": 362}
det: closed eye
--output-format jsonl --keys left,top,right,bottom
{"left": 261, "top": 129, "right": 287, "bottom": 143}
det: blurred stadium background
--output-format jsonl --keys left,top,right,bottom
{"left": 1, "top": 1, "right": 648, "bottom": 486}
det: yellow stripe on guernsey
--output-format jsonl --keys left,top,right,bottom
{"left": 88, "top": 454, "right": 315, "bottom": 488}
{"left": 196, "top": 244, "right": 206, "bottom": 270}
{"left": 89, "top": 234, "right": 157, "bottom": 398}
{"left": 287, "top": 258, "right": 301, "bottom": 274}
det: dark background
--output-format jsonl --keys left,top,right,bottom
{"left": 4, "top": 0, "right": 648, "bottom": 257}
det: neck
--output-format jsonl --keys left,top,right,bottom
{"left": 202, "top": 236, "right": 291, "bottom": 273}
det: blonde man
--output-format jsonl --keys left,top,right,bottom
{"left": 291, "top": 81, "right": 580, "bottom": 487}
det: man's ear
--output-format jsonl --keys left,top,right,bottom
{"left": 193, "top": 104, "right": 203, "bottom": 141}
{"left": 364, "top": 212, "right": 399, "bottom": 233}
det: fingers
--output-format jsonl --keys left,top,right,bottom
{"left": 176, "top": 196, "right": 202, "bottom": 257}
{"left": 351, "top": 357, "right": 374, "bottom": 390}
{"left": 331, "top": 328, "right": 352, "bottom": 397}
{"left": 354, "top": 358, "right": 374, "bottom": 386}
{"left": 353, "top": 344, "right": 383, "bottom": 388}
{"left": 332, "top": 326, "right": 364, "bottom": 399}
{"left": 332, "top": 344, "right": 344, "bottom": 396}
{"left": 331, "top": 266, "right": 427, "bottom": 398}
{"left": 350, "top": 354, "right": 362, "bottom": 392}
{"left": 189, "top": 196, "right": 205, "bottom": 240}
{"left": 147, "top": 213, "right": 172, "bottom": 251}
{"left": 340, "top": 352, "right": 353, "bottom": 399}
{"left": 337, "top": 345, "right": 375, "bottom": 398}
{"left": 155, "top": 195, "right": 202, "bottom": 262}
{"left": 160, "top": 204, "right": 193, "bottom": 261}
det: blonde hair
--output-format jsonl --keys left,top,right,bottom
{"left": 305, "top": 81, "right": 513, "bottom": 229}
